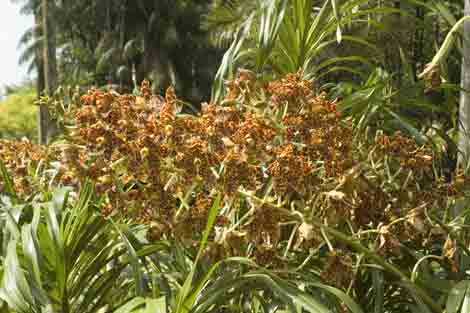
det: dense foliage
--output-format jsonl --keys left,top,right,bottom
{"left": 14, "top": 0, "right": 465, "bottom": 167}
{"left": 0, "top": 87, "right": 37, "bottom": 140}
{"left": 3, "top": 0, "right": 470, "bottom": 313}
{"left": 2, "top": 74, "right": 470, "bottom": 312}
{"left": 17, "top": 0, "right": 223, "bottom": 103}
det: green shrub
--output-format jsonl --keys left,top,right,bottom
{"left": 0, "top": 87, "right": 37, "bottom": 140}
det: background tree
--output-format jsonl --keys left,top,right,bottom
{"left": 40, "top": 0, "right": 56, "bottom": 144}
{"left": 8, "top": 0, "right": 469, "bottom": 159}
{"left": 15, "top": 0, "right": 223, "bottom": 106}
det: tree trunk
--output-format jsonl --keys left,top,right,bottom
{"left": 458, "top": 0, "right": 470, "bottom": 167}
{"left": 413, "top": 3, "right": 424, "bottom": 79}
{"left": 41, "top": 0, "right": 58, "bottom": 144}
{"left": 393, "top": 0, "right": 402, "bottom": 86}
{"left": 35, "top": 8, "right": 46, "bottom": 144}
{"left": 141, "top": 33, "right": 171, "bottom": 94}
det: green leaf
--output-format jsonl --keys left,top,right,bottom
{"left": 419, "top": 16, "right": 470, "bottom": 79}
{"left": 448, "top": 281, "right": 470, "bottom": 313}
{"left": 145, "top": 297, "right": 166, "bottom": 313}
{"left": 2, "top": 207, "right": 21, "bottom": 240}
{"left": 462, "top": 285, "right": 470, "bottom": 313}
{"left": 96, "top": 47, "right": 120, "bottom": 73}
{"left": 21, "top": 224, "right": 42, "bottom": 290}
{"left": 0, "top": 160, "right": 16, "bottom": 199}
{"left": 113, "top": 297, "right": 146, "bottom": 313}
{"left": 112, "top": 222, "right": 147, "bottom": 296}
{"left": 196, "top": 194, "right": 221, "bottom": 260}
{"left": 307, "top": 282, "right": 364, "bottom": 313}
{"left": 372, "top": 270, "right": 384, "bottom": 313}
{"left": 336, "top": 26, "right": 342, "bottom": 44}
{"left": 176, "top": 194, "right": 221, "bottom": 313}
{"left": 329, "top": 0, "right": 341, "bottom": 43}
{"left": 386, "top": 109, "right": 427, "bottom": 145}
{"left": 123, "top": 39, "right": 141, "bottom": 60}
{"left": 1, "top": 240, "right": 35, "bottom": 313}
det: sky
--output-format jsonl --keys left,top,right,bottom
{"left": 0, "top": 1, "right": 33, "bottom": 93}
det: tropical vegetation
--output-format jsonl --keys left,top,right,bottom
{"left": 0, "top": 86, "right": 37, "bottom": 140}
{"left": 2, "top": 0, "right": 470, "bottom": 313}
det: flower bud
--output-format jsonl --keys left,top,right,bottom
{"left": 140, "top": 147, "right": 150, "bottom": 159}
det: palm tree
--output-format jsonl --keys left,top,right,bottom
{"left": 11, "top": 0, "right": 47, "bottom": 144}
{"left": 39, "top": 0, "right": 57, "bottom": 144}
{"left": 14, "top": 0, "right": 56, "bottom": 144}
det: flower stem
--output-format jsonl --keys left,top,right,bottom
{"left": 239, "top": 190, "right": 442, "bottom": 313}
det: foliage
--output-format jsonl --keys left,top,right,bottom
{"left": 206, "top": 0, "right": 465, "bottom": 171}
{"left": 4, "top": 1, "right": 470, "bottom": 312}
{"left": 15, "top": 0, "right": 223, "bottom": 104}
{"left": 1, "top": 184, "right": 146, "bottom": 313}
{"left": 420, "top": 16, "right": 470, "bottom": 79}
{"left": 208, "top": 0, "right": 386, "bottom": 101}
{"left": 10, "top": 0, "right": 467, "bottom": 150}
{"left": 2, "top": 74, "right": 470, "bottom": 312}
{"left": 331, "top": 66, "right": 460, "bottom": 160}
{"left": 0, "top": 87, "right": 37, "bottom": 140}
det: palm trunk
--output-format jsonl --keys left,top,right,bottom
{"left": 41, "top": 0, "right": 58, "bottom": 144}
{"left": 394, "top": 0, "right": 402, "bottom": 86}
{"left": 458, "top": 0, "right": 470, "bottom": 167}
{"left": 413, "top": 3, "right": 424, "bottom": 79}
{"left": 35, "top": 8, "right": 46, "bottom": 144}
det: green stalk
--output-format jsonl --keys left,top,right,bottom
{"left": 315, "top": 221, "right": 442, "bottom": 313}
{"left": 419, "top": 15, "right": 470, "bottom": 78}
{"left": 238, "top": 190, "right": 443, "bottom": 313}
